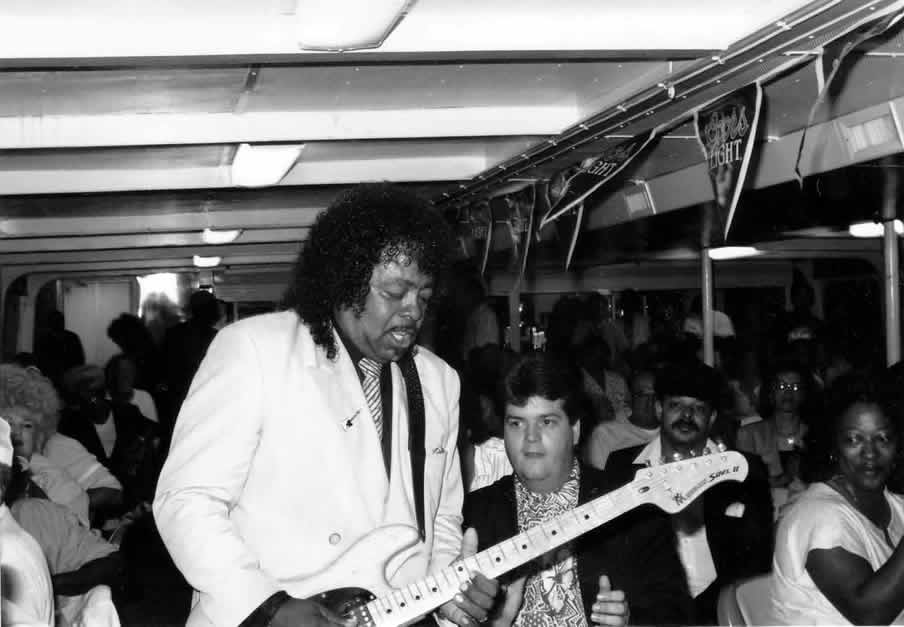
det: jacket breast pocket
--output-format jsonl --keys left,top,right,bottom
{"left": 423, "top": 447, "right": 450, "bottom": 511}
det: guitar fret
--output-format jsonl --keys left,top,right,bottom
{"left": 407, "top": 581, "right": 423, "bottom": 602}
{"left": 441, "top": 566, "right": 460, "bottom": 588}
{"left": 468, "top": 552, "right": 486, "bottom": 575}
{"left": 545, "top": 518, "right": 564, "bottom": 540}
{"left": 487, "top": 544, "right": 506, "bottom": 575}
{"left": 452, "top": 559, "right": 471, "bottom": 583}
{"left": 525, "top": 526, "right": 545, "bottom": 552}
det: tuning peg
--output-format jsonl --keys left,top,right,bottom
{"left": 714, "top": 440, "right": 728, "bottom": 453}
{"left": 702, "top": 447, "right": 712, "bottom": 456}
{"left": 670, "top": 452, "right": 684, "bottom": 462}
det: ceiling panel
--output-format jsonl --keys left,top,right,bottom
{"left": 0, "top": 68, "right": 250, "bottom": 117}
{"left": 0, "top": 0, "right": 896, "bottom": 291}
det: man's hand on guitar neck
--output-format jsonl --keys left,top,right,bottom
{"left": 270, "top": 598, "right": 356, "bottom": 627}
{"left": 437, "top": 528, "right": 500, "bottom": 625}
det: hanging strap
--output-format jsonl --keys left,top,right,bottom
{"left": 399, "top": 350, "right": 427, "bottom": 541}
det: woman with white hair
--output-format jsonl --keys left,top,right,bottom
{"left": 0, "top": 363, "right": 122, "bottom": 524}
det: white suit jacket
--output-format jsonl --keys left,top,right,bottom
{"left": 154, "top": 311, "right": 463, "bottom": 627}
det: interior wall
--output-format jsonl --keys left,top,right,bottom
{"left": 63, "top": 279, "right": 134, "bottom": 367}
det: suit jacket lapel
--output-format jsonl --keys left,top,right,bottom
{"left": 313, "top": 328, "right": 390, "bottom": 522}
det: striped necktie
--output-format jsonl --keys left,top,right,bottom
{"left": 359, "top": 357, "right": 383, "bottom": 440}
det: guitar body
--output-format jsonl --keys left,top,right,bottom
{"left": 305, "top": 524, "right": 423, "bottom": 625}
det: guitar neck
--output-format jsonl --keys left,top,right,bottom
{"left": 361, "top": 482, "right": 642, "bottom": 626}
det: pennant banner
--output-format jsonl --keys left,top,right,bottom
{"left": 538, "top": 129, "right": 657, "bottom": 231}
{"left": 795, "top": 6, "right": 904, "bottom": 183}
{"left": 501, "top": 185, "right": 536, "bottom": 284}
{"left": 695, "top": 82, "right": 763, "bottom": 244}
{"left": 517, "top": 185, "right": 536, "bottom": 287}
{"left": 532, "top": 180, "right": 584, "bottom": 270}
{"left": 458, "top": 201, "right": 493, "bottom": 276}
{"left": 563, "top": 201, "right": 585, "bottom": 271}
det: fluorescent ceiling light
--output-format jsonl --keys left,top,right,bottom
{"left": 848, "top": 220, "right": 904, "bottom": 238}
{"left": 708, "top": 246, "right": 762, "bottom": 260}
{"left": 193, "top": 255, "right": 222, "bottom": 268}
{"left": 296, "top": 0, "right": 415, "bottom": 51}
{"left": 202, "top": 228, "right": 242, "bottom": 245}
{"left": 231, "top": 143, "right": 304, "bottom": 188}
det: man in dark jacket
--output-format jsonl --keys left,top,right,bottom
{"left": 606, "top": 358, "right": 773, "bottom": 625}
{"left": 160, "top": 290, "right": 221, "bottom": 441}
{"left": 464, "top": 352, "right": 692, "bottom": 626}
{"left": 59, "top": 365, "right": 159, "bottom": 509}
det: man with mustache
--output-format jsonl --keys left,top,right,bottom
{"left": 155, "top": 183, "right": 497, "bottom": 627}
{"left": 606, "top": 359, "right": 772, "bottom": 625}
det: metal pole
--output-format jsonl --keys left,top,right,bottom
{"left": 701, "top": 248, "right": 715, "bottom": 366}
{"left": 884, "top": 220, "right": 900, "bottom": 366}
{"left": 508, "top": 287, "right": 521, "bottom": 353}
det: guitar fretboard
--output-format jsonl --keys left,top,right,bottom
{"left": 358, "top": 479, "right": 643, "bottom": 626}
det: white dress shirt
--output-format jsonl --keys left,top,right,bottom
{"left": 634, "top": 438, "right": 718, "bottom": 598}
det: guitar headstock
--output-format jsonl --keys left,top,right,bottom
{"left": 632, "top": 451, "right": 748, "bottom": 513}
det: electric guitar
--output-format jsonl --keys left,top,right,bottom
{"left": 310, "top": 451, "right": 748, "bottom": 626}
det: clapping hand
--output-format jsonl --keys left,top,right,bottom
{"left": 590, "top": 575, "right": 629, "bottom": 626}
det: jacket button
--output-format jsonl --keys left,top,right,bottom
{"left": 329, "top": 533, "right": 342, "bottom": 545}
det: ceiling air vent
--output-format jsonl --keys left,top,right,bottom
{"left": 623, "top": 181, "right": 656, "bottom": 218}
{"left": 835, "top": 102, "right": 903, "bottom": 163}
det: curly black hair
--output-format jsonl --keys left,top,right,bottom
{"left": 285, "top": 182, "right": 453, "bottom": 360}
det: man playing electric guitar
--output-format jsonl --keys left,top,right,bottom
{"left": 465, "top": 353, "right": 693, "bottom": 626}
{"left": 154, "top": 184, "right": 498, "bottom": 627}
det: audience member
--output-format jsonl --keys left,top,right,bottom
{"left": 59, "top": 365, "right": 159, "bottom": 507}
{"left": 0, "top": 362, "right": 122, "bottom": 524}
{"left": 154, "top": 183, "right": 497, "bottom": 627}
{"left": 772, "top": 372, "right": 904, "bottom": 624}
{"left": 432, "top": 260, "right": 500, "bottom": 372}
{"left": 776, "top": 272, "right": 825, "bottom": 350}
{"left": 460, "top": 344, "right": 515, "bottom": 492}
{"left": 577, "top": 335, "right": 630, "bottom": 423}
{"left": 737, "top": 360, "right": 812, "bottom": 516}
{"left": 0, "top": 419, "right": 55, "bottom": 626}
{"left": 34, "top": 309, "right": 86, "bottom": 388}
{"left": 160, "top": 290, "right": 221, "bottom": 432}
{"left": 606, "top": 359, "right": 773, "bottom": 624}
{"left": 464, "top": 352, "right": 691, "bottom": 626}
{"left": 585, "top": 369, "right": 659, "bottom": 470}
{"left": 106, "top": 354, "right": 158, "bottom": 424}
{"left": 681, "top": 307, "right": 736, "bottom": 370}
{"left": 4, "top": 404, "right": 90, "bottom": 527}
{"left": 6, "top": 462, "right": 125, "bottom": 601}
{"left": 106, "top": 314, "right": 163, "bottom": 398}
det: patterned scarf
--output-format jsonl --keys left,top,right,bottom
{"left": 513, "top": 460, "right": 588, "bottom": 627}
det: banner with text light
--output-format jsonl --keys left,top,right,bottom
{"left": 538, "top": 129, "right": 657, "bottom": 231}
{"left": 794, "top": 6, "right": 904, "bottom": 184}
{"left": 456, "top": 201, "right": 493, "bottom": 276}
{"left": 694, "top": 82, "right": 763, "bottom": 245}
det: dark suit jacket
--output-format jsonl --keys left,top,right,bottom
{"left": 58, "top": 402, "right": 160, "bottom": 502}
{"left": 606, "top": 445, "right": 773, "bottom": 625}
{"left": 463, "top": 463, "right": 693, "bottom": 626}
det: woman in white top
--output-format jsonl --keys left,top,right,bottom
{"left": 772, "top": 372, "right": 904, "bottom": 625}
